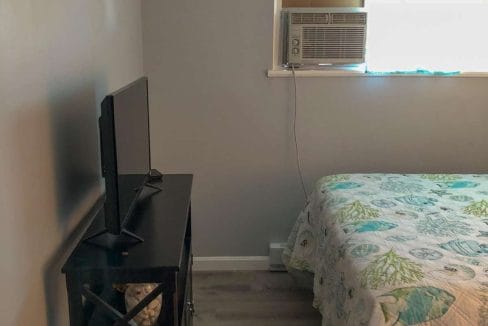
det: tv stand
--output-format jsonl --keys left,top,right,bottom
{"left": 62, "top": 175, "right": 194, "bottom": 326}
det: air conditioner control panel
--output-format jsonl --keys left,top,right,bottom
{"left": 288, "top": 28, "right": 302, "bottom": 63}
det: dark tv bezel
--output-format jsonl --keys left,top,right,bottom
{"left": 99, "top": 77, "right": 151, "bottom": 235}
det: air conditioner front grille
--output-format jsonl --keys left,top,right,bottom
{"left": 291, "top": 13, "right": 329, "bottom": 24}
{"left": 302, "top": 26, "right": 365, "bottom": 59}
{"left": 330, "top": 13, "right": 367, "bottom": 25}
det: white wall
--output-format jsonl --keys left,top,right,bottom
{"left": 0, "top": 1, "right": 143, "bottom": 325}
{"left": 143, "top": 0, "right": 488, "bottom": 257}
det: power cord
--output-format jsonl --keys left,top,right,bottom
{"left": 291, "top": 65, "right": 309, "bottom": 204}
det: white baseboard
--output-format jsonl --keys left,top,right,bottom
{"left": 193, "top": 256, "right": 269, "bottom": 271}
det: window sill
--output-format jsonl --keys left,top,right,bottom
{"left": 267, "top": 68, "right": 488, "bottom": 78}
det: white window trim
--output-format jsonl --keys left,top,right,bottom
{"left": 267, "top": 69, "right": 488, "bottom": 78}
{"left": 268, "top": 0, "right": 488, "bottom": 78}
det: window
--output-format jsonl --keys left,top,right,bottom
{"left": 366, "top": 1, "right": 488, "bottom": 73}
{"left": 276, "top": 0, "right": 488, "bottom": 74}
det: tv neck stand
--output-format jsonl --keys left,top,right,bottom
{"left": 84, "top": 171, "right": 165, "bottom": 250}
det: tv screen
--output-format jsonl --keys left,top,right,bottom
{"left": 99, "top": 77, "right": 151, "bottom": 235}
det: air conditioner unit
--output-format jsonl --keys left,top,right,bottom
{"left": 282, "top": 8, "right": 367, "bottom": 66}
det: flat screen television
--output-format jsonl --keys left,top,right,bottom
{"left": 88, "top": 77, "right": 161, "bottom": 247}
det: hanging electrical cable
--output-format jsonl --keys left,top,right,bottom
{"left": 291, "top": 65, "right": 308, "bottom": 204}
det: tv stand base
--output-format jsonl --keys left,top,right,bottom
{"left": 149, "top": 169, "right": 163, "bottom": 181}
{"left": 83, "top": 228, "right": 144, "bottom": 250}
{"left": 134, "top": 181, "right": 163, "bottom": 193}
{"left": 139, "top": 183, "right": 162, "bottom": 192}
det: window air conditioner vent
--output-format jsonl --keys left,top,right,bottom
{"left": 291, "top": 13, "right": 329, "bottom": 24}
{"left": 302, "top": 26, "right": 366, "bottom": 59}
{"left": 331, "top": 13, "right": 367, "bottom": 25}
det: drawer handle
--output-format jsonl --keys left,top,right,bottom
{"left": 186, "top": 301, "right": 195, "bottom": 316}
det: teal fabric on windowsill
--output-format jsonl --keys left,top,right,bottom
{"left": 365, "top": 69, "right": 461, "bottom": 76}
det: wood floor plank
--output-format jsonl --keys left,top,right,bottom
{"left": 193, "top": 271, "right": 321, "bottom": 326}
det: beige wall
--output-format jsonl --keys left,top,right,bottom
{"left": 143, "top": 0, "right": 488, "bottom": 257}
{"left": 0, "top": 1, "right": 143, "bottom": 325}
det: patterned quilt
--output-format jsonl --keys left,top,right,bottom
{"left": 283, "top": 174, "right": 488, "bottom": 326}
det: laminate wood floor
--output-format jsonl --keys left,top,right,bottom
{"left": 192, "top": 271, "right": 322, "bottom": 326}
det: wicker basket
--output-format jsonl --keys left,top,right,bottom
{"left": 120, "top": 283, "right": 163, "bottom": 326}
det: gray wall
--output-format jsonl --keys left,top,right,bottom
{"left": 142, "top": 0, "right": 488, "bottom": 257}
{"left": 0, "top": 1, "right": 143, "bottom": 325}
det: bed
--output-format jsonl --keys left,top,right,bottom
{"left": 283, "top": 174, "right": 488, "bottom": 326}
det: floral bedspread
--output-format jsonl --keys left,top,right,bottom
{"left": 283, "top": 174, "right": 488, "bottom": 325}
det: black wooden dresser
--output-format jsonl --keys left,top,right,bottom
{"left": 62, "top": 174, "right": 193, "bottom": 326}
